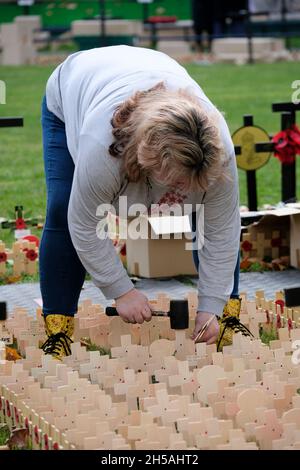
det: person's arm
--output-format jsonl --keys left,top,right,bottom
{"left": 196, "top": 149, "right": 240, "bottom": 317}
{"left": 67, "top": 134, "right": 134, "bottom": 299}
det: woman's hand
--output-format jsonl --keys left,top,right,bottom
{"left": 191, "top": 312, "right": 220, "bottom": 344}
{"left": 115, "top": 288, "right": 152, "bottom": 324}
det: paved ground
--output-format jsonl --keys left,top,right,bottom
{"left": 1, "top": 269, "right": 300, "bottom": 316}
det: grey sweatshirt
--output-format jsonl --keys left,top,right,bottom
{"left": 45, "top": 45, "right": 240, "bottom": 316}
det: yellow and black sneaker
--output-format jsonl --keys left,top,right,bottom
{"left": 217, "top": 298, "right": 253, "bottom": 352}
{"left": 41, "top": 314, "right": 74, "bottom": 360}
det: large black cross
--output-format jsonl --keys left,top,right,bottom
{"left": 234, "top": 101, "right": 300, "bottom": 211}
{"left": 272, "top": 101, "right": 300, "bottom": 203}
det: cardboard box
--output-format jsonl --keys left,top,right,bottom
{"left": 125, "top": 215, "right": 197, "bottom": 278}
{"left": 241, "top": 206, "right": 300, "bottom": 268}
{"left": 290, "top": 212, "right": 300, "bottom": 268}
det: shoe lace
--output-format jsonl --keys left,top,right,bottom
{"left": 217, "top": 316, "right": 254, "bottom": 352}
{"left": 41, "top": 332, "right": 73, "bottom": 357}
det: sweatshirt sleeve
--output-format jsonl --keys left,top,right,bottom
{"left": 196, "top": 147, "right": 241, "bottom": 316}
{"left": 67, "top": 134, "right": 134, "bottom": 299}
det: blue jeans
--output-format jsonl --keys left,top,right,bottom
{"left": 191, "top": 211, "right": 240, "bottom": 300}
{"left": 40, "top": 96, "right": 86, "bottom": 316}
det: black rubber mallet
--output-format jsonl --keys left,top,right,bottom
{"left": 284, "top": 287, "right": 300, "bottom": 307}
{"left": 105, "top": 299, "right": 189, "bottom": 330}
{"left": 0, "top": 302, "right": 7, "bottom": 321}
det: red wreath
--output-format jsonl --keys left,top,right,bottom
{"left": 241, "top": 240, "right": 253, "bottom": 252}
{"left": 26, "top": 249, "right": 38, "bottom": 261}
{"left": 15, "top": 218, "right": 26, "bottom": 230}
{"left": 272, "top": 124, "right": 300, "bottom": 164}
{"left": 0, "top": 252, "right": 7, "bottom": 263}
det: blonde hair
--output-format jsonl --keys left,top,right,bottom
{"left": 109, "top": 82, "right": 227, "bottom": 192}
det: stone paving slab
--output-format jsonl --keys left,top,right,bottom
{"left": 1, "top": 269, "right": 300, "bottom": 316}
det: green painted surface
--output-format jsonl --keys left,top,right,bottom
{"left": 0, "top": 1, "right": 192, "bottom": 28}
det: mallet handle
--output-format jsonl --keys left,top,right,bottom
{"left": 105, "top": 307, "right": 169, "bottom": 317}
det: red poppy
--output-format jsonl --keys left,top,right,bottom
{"left": 120, "top": 243, "right": 126, "bottom": 256}
{"left": 15, "top": 218, "right": 26, "bottom": 230}
{"left": 276, "top": 313, "right": 282, "bottom": 329}
{"left": 0, "top": 252, "right": 7, "bottom": 263}
{"left": 271, "top": 237, "right": 282, "bottom": 248}
{"left": 272, "top": 124, "right": 300, "bottom": 164}
{"left": 34, "top": 425, "right": 39, "bottom": 444}
{"left": 275, "top": 299, "right": 285, "bottom": 314}
{"left": 14, "top": 407, "right": 19, "bottom": 423}
{"left": 22, "top": 235, "right": 40, "bottom": 248}
{"left": 53, "top": 442, "right": 59, "bottom": 450}
{"left": 288, "top": 318, "right": 293, "bottom": 331}
{"left": 44, "top": 434, "right": 49, "bottom": 450}
{"left": 6, "top": 400, "right": 11, "bottom": 417}
{"left": 26, "top": 249, "right": 38, "bottom": 261}
{"left": 241, "top": 240, "right": 253, "bottom": 252}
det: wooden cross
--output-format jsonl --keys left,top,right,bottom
{"left": 240, "top": 229, "right": 288, "bottom": 260}
{"left": 19, "top": 319, "right": 46, "bottom": 352}
{"left": 272, "top": 101, "right": 300, "bottom": 203}
{"left": 1, "top": 205, "right": 42, "bottom": 231}
{"left": 234, "top": 101, "right": 300, "bottom": 210}
{"left": 233, "top": 115, "right": 273, "bottom": 211}
{"left": 254, "top": 409, "right": 283, "bottom": 450}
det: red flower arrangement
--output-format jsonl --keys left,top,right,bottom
{"left": 26, "top": 249, "right": 38, "bottom": 261}
{"left": 15, "top": 218, "right": 26, "bottom": 230}
{"left": 272, "top": 124, "right": 300, "bottom": 164}
{"left": 0, "top": 252, "right": 7, "bottom": 263}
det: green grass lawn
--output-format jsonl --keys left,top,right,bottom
{"left": 0, "top": 61, "right": 300, "bottom": 247}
